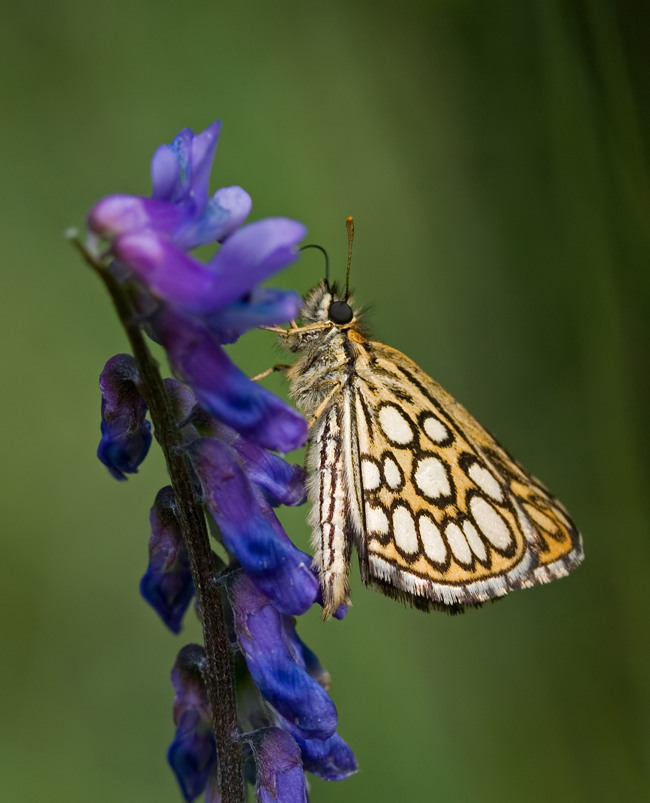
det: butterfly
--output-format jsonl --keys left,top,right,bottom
{"left": 270, "top": 218, "right": 583, "bottom": 619}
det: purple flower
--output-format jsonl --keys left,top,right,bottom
{"left": 112, "top": 217, "right": 305, "bottom": 317}
{"left": 97, "top": 354, "right": 152, "bottom": 480}
{"left": 199, "top": 419, "right": 307, "bottom": 508}
{"left": 250, "top": 728, "right": 308, "bottom": 803}
{"left": 157, "top": 308, "right": 307, "bottom": 453}
{"left": 187, "top": 438, "right": 318, "bottom": 616}
{"left": 89, "top": 122, "right": 308, "bottom": 453}
{"left": 89, "top": 122, "right": 251, "bottom": 251}
{"left": 140, "top": 486, "right": 194, "bottom": 633}
{"left": 228, "top": 572, "right": 337, "bottom": 741}
{"left": 168, "top": 645, "right": 217, "bottom": 802}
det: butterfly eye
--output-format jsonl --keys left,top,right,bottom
{"left": 328, "top": 301, "right": 354, "bottom": 324}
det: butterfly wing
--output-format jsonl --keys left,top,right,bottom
{"left": 347, "top": 338, "right": 583, "bottom": 611}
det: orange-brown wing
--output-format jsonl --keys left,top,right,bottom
{"left": 348, "top": 338, "right": 583, "bottom": 610}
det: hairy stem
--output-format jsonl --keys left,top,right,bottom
{"left": 77, "top": 242, "right": 245, "bottom": 803}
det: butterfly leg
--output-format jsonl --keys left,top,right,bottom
{"left": 307, "top": 384, "right": 344, "bottom": 429}
{"left": 251, "top": 364, "right": 291, "bottom": 381}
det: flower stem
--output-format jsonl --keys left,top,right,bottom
{"left": 75, "top": 240, "right": 245, "bottom": 803}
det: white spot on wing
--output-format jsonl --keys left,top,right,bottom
{"left": 470, "top": 496, "right": 513, "bottom": 551}
{"left": 414, "top": 456, "right": 451, "bottom": 499}
{"left": 392, "top": 506, "right": 418, "bottom": 553}
{"left": 378, "top": 405, "right": 414, "bottom": 445}
{"left": 418, "top": 514, "right": 447, "bottom": 564}
{"left": 361, "top": 459, "right": 381, "bottom": 491}
{"left": 445, "top": 522, "right": 472, "bottom": 565}
{"left": 422, "top": 415, "right": 450, "bottom": 444}
{"left": 468, "top": 463, "right": 503, "bottom": 501}
{"left": 383, "top": 456, "right": 402, "bottom": 489}
{"left": 462, "top": 520, "right": 487, "bottom": 562}
{"left": 365, "top": 503, "right": 389, "bottom": 535}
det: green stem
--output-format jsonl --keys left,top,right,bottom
{"left": 76, "top": 240, "right": 245, "bottom": 803}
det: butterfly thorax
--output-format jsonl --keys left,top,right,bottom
{"left": 282, "top": 281, "right": 369, "bottom": 420}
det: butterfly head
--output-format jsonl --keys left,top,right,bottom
{"left": 299, "top": 280, "right": 358, "bottom": 326}
{"left": 282, "top": 281, "right": 363, "bottom": 353}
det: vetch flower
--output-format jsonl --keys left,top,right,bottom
{"left": 201, "top": 419, "right": 307, "bottom": 509}
{"left": 90, "top": 123, "right": 308, "bottom": 453}
{"left": 158, "top": 307, "right": 307, "bottom": 452}
{"left": 97, "top": 353, "right": 152, "bottom": 480}
{"left": 187, "top": 438, "right": 318, "bottom": 616}
{"left": 168, "top": 644, "right": 217, "bottom": 802}
{"left": 88, "top": 122, "right": 252, "bottom": 251}
{"left": 227, "top": 572, "right": 337, "bottom": 741}
{"left": 112, "top": 217, "right": 305, "bottom": 317}
{"left": 140, "top": 486, "right": 194, "bottom": 633}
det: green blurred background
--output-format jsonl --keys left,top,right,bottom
{"left": 2, "top": 1, "right": 649, "bottom": 800}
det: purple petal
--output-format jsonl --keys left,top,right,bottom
{"left": 187, "top": 438, "right": 318, "bottom": 615}
{"left": 290, "top": 731, "right": 357, "bottom": 782}
{"left": 97, "top": 354, "right": 151, "bottom": 480}
{"left": 285, "top": 631, "right": 331, "bottom": 691}
{"left": 87, "top": 195, "right": 188, "bottom": 240}
{"left": 207, "top": 218, "right": 307, "bottom": 307}
{"left": 176, "top": 185, "right": 252, "bottom": 251}
{"left": 113, "top": 232, "right": 222, "bottom": 310}
{"left": 168, "top": 645, "right": 217, "bottom": 802}
{"left": 151, "top": 127, "right": 195, "bottom": 205}
{"left": 251, "top": 728, "right": 308, "bottom": 803}
{"left": 207, "top": 421, "right": 307, "bottom": 507}
{"left": 228, "top": 574, "right": 337, "bottom": 741}
{"left": 158, "top": 310, "right": 307, "bottom": 452}
{"left": 206, "top": 288, "right": 302, "bottom": 345}
{"left": 210, "top": 186, "right": 252, "bottom": 240}
{"left": 163, "top": 379, "right": 198, "bottom": 426}
{"left": 150, "top": 122, "right": 221, "bottom": 214}
{"left": 186, "top": 121, "right": 222, "bottom": 214}
{"left": 271, "top": 711, "right": 357, "bottom": 781}
{"left": 140, "top": 486, "right": 194, "bottom": 633}
{"left": 150, "top": 143, "right": 182, "bottom": 203}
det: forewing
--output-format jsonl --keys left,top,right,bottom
{"left": 351, "top": 340, "right": 583, "bottom": 610}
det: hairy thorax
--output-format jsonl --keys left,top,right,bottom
{"left": 281, "top": 281, "right": 366, "bottom": 420}
{"left": 285, "top": 328, "right": 352, "bottom": 418}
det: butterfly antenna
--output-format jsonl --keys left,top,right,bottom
{"left": 345, "top": 216, "right": 354, "bottom": 299}
{"left": 300, "top": 243, "right": 330, "bottom": 284}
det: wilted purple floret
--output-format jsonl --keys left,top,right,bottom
{"left": 187, "top": 438, "right": 318, "bottom": 616}
{"left": 140, "top": 486, "right": 194, "bottom": 633}
{"left": 97, "top": 354, "right": 152, "bottom": 480}
{"left": 250, "top": 728, "right": 308, "bottom": 803}
{"left": 168, "top": 644, "right": 217, "bottom": 802}
{"left": 228, "top": 572, "right": 337, "bottom": 741}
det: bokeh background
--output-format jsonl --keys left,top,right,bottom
{"left": 2, "top": 1, "right": 649, "bottom": 801}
